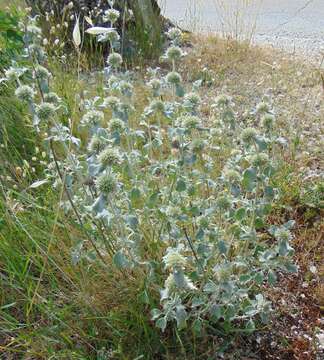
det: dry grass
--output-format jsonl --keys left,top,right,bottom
{"left": 182, "top": 35, "right": 324, "bottom": 169}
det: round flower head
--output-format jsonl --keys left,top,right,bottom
{"left": 108, "top": 118, "right": 125, "bottom": 133}
{"left": 223, "top": 169, "right": 241, "bottom": 183}
{"left": 216, "top": 194, "right": 232, "bottom": 211}
{"left": 104, "top": 29, "right": 120, "bottom": 43}
{"left": 44, "top": 92, "right": 61, "bottom": 105}
{"left": 167, "top": 28, "right": 182, "bottom": 41}
{"left": 15, "top": 85, "right": 35, "bottom": 102}
{"left": 148, "top": 78, "right": 161, "bottom": 93}
{"left": 215, "top": 94, "right": 231, "bottom": 107}
{"left": 107, "top": 75, "right": 119, "bottom": 89}
{"left": 166, "top": 71, "right": 182, "bottom": 85}
{"left": 28, "top": 44, "right": 46, "bottom": 61}
{"left": 197, "top": 215, "right": 209, "bottom": 229}
{"left": 241, "top": 127, "right": 258, "bottom": 145}
{"left": 118, "top": 80, "right": 133, "bottom": 97}
{"left": 107, "top": 52, "right": 122, "bottom": 68}
{"left": 36, "top": 102, "right": 56, "bottom": 121}
{"left": 163, "top": 248, "right": 187, "bottom": 269}
{"left": 27, "top": 24, "right": 42, "bottom": 36}
{"left": 262, "top": 114, "right": 275, "bottom": 130}
{"left": 166, "top": 46, "right": 183, "bottom": 62}
{"left": 35, "top": 65, "right": 51, "bottom": 80}
{"left": 98, "top": 147, "right": 121, "bottom": 167}
{"left": 190, "top": 138, "right": 205, "bottom": 154}
{"left": 150, "top": 99, "right": 165, "bottom": 113}
{"left": 96, "top": 172, "right": 117, "bottom": 195}
{"left": 184, "top": 92, "right": 201, "bottom": 110}
{"left": 181, "top": 115, "right": 200, "bottom": 129}
{"left": 104, "top": 9, "right": 120, "bottom": 24}
{"left": 165, "top": 273, "right": 196, "bottom": 294}
{"left": 82, "top": 110, "right": 104, "bottom": 127}
{"left": 88, "top": 134, "right": 106, "bottom": 153}
{"left": 256, "top": 101, "right": 270, "bottom": 114}
{"left": 250, "top": 153, "right": 269, "bottom": 168}
{"left": 5, "top": 67, "right": 21, "bottom": 81}
{"left": 104, "top": 96, "right": 120, "bottom": 110}
{"left": 274, "top": 228, "right": 292, "bottom": 242}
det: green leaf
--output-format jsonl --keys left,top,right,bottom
{"left": 151, "top": 308, "right": 162, "bottom": 320}
{"left": 192, "top": 319, "right": 202, "bottom": 335}
{"left": 264, "top": 185, "right": 275, "bottom": 199}
{"left": 156, "top": 317, "right": 167, "bottom": 332}
{"left": 245, "top": 319, "right": 255, "bottom": 333}
{"left": 268, "top": 270, "right": 277, "bottom": 285}
{"left": 113, "top": 251, "right": 130, "bottom": 269}
{"left": 235, "top": 207, "right": 246, "bottom": 220}
{"left": 176, "top": 179, "right": 186, "bottom": 192}
{"left": 242, "top": 167, "right": 257, "bottom": 191}
{"left": 147, "top": 191, "right": 159, "bottom": 208}
{"left": 217, "top": 240, "right": 228, "bottom": 255}
{"left": 175, "top": 305, "right": 187, "bottom": 329}
{"left": 130, "top": 187, "right": 141, "bottom": 201}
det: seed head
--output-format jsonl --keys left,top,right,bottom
{"left": 223, "top": 169, "right": 241, "bottom": 183}
{"left": 148, "top": 78, "right": 161, "bottom": 92}
{"left": 104, "top": 9, "right": 120, "bottom": 24}
{"left": 108, "top": 118, "right": 125, "bottom": 133}
{"left": 27, "top": 24, "right": 42, "bottom": 36}
{"left": 250, "top": 153, "right": 269, "bottom": 168}
{"left": 166, "top": 46, "right": 183, "bottom": 62}
{"left": 44, "top": 92, "right": 61, "bottom": 105}
{"left": 96, "top": 172, "right": 117, "bottom": 195}
{"left": 163, "top": 249, "right": 187, "bottom": 269}
{"left": 241, "top": 127, "right": 258, "bottom": 144}
{"left": 190, "top": 138, "right": 205, "bottom": 153}
{"left": 166, "top": 71, "right": 182, "bottom": 85}
{"left": 35, "top": 65, "right": 51, "bottom": 80}
{"left": 215, "top": 94, "right": 231, "bottom": 107}
{"left": 15, "top": 85, "right": 35, "bottom": 102}
{"left": 105, "top": 29, "right": 120, "bottom": 43}
{"left": 166, "top": 28, "right": 182, "bottom": 42}
{"left": 181, "top": 115, "right": 200, "bottom": 129}
{"left": 36, "top": 102, "right": 56, "bottom": 121}
{"left": 104, "top": 96, "right": 120, "bottom": 110}
{"left": 98, "top": 147, "right": 121, "bottom": 167}
{"left": 256, "top": 101, "right": 270, "bottom": 114}
{"left": 262, "top": 114, "right": 275, "bottom": 130}
{"left": 87, "top": 135, "right": 106, "bottom": 153}
{"left": 118, "top": 80, "right": 133, "bottom": 96}
{"left": 274, "top": 228, "right": 292, "bottom": 242}
{"left": 216, "top": 194, "right": 232, "bottom": 211}
{"left": 82, "top": 110, "right": 104, "bottom": 126}
{"left": 107, "top": 52, "right": 123, "bottom": 68}
{"left": 150, "top": 99, "right": 165, "bottom": 113}
{"left": 184, "top": 92, "right": 201, "bottom": 110}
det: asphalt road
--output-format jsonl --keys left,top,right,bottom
{"left": 159, "top": 0, "right": 324, "bottom": 58}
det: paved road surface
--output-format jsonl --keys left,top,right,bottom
{"left": 159, "top": 0, "right": 324, "bottom": 58}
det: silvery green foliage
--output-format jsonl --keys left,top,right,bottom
{"left": 11, "top": 16, "right": 297, "bottom": 336}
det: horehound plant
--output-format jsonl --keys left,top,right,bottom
{"left": 6, "top": 6, "right": 297, "bottom": 335}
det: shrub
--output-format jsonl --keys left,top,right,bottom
{"left": 6, "top": 4, "right": 297, "bottom": 346}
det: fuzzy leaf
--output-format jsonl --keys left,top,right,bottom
{"left": 72, "top": 15, "right": 81, "bottom": 48}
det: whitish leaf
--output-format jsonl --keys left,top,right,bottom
{"left": 72, "top": 15, "right": 81, "bottom": 48}
{"left": 29, "top": 179, "right": 49, "bottom": 189}
{"left": 84, "top": 16, "right": 93, "bottom": 26}
{"left": 86, "top": 27, "right": 114, "bottom": 35}
{"left": 175, "top": 305, "right": 187, "bottom": 329}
